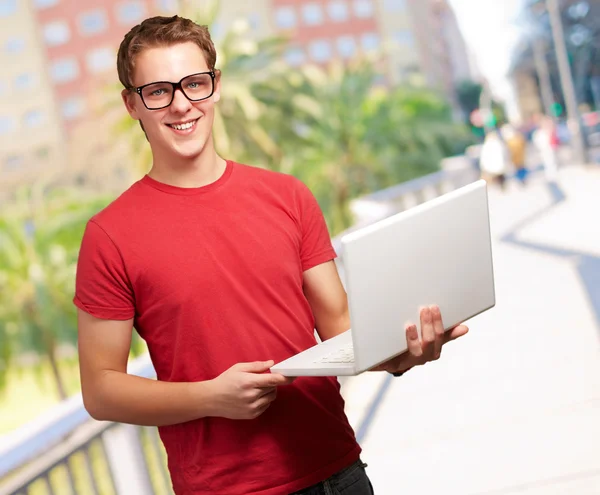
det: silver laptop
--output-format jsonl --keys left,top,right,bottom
{"left": 270, "top": 179, "right": 495, "bottom": 377}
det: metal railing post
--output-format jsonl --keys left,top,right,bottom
{"left": 102, "top": 425, "right": 154, "bottom": 495}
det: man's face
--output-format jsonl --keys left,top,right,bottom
{"left": 122, "top": 42, "right": 221, "bottom": 161}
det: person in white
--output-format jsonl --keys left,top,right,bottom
{"left": 479, "top": 129, "right": 510, "bottom": 190}
{"left": 532, "top": 116, "right": 559, "bottom": 182}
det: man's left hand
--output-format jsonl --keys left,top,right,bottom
{"left": 370, "top": 305, "right": 468, "bottom": 374}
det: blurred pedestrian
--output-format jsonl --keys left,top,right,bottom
{"left": 479, "top": 129, "right": 510, "bottom": 190}
{"left": 502, "top": 124, "right": 528, "bottom": 185}
{"left": 533, "top": 116, "right": 559, "bottom": 182}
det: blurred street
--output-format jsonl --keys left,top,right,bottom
{"left": 341, "top": 162, "right": 600, "bottom": 494}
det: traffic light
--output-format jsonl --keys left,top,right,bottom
{"left": 551, "top": 102, "right": 563, "bottom": 117}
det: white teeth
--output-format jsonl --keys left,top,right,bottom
{"left": 170, "top": 120, "right": 196, "bottom": 130}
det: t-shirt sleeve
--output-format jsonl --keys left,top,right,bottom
{"left": 295, "top": 179, "right": 337, "bottom": 271}
{"left": 73, "top": 220, "right": 135, "bottom": 320}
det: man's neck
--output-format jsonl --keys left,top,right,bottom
{"left": 148, "top": 146, "right": 226, "bottom": 189}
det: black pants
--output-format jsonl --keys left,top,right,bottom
{"left": 291, "top": 459, "right": 374, "bottom": 495}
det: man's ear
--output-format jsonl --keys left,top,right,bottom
{"left": 213, "top": 69, "right": 221, "bottom": 103}
{"left": 121, "top": 89, "right": 140, "bottom": 120}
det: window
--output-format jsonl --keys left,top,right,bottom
{"left": 50, "top": 58, "right": 79, "bottom": 83}
{"left": 43, "top": 20, "right": 70, "bottom": 46}
{"left": 275, "top": 6, "right": 296, "bottom": 29}
{"left": 0, "top": 116, "right": 16, "bottom": 135}
{"left": 361, "top": 32, "right": 379, "bottom": 51}
{"left": 284, "top": 47, "right": 305, "bottom": 67}
{"left": 15, "top": 73, "right": 37, "bottom": 90}
{"left": 247, "top": 12, "right": 261, "bottom": 30}
{"left": 353, "top": 0, "right": 374, "bottom": 18}
{"left": 210, "top": 21, "right": 224, "bottom": 40}
{"left": 383, "top": 0, "right": 406, "bottom": 12}
{"left": 336, "top": 36, "right": 356, "bottom": 59}
{"left": 302, "top": 3, "right": 323, "bottom": 26}
{"left": 309, "top": 40, "right": 332, "bottom": 62}
{"left": 35, "top": 146, "right": 51, "bottom": 160}
{"left": 3, "top": 155, "right": 23, "bottom": 172}
{"left": 4, "top": 37, "right": 26, "bottom": 54}
{"left": 33, "top": 0, "right": 58, "bottom": 9}
{"left": 393, "top": 30, "right": 414, "bottom": 47}
{"left": 86, "top": 47, "right": 114, "bottom": 73}
{"left": 61, "top": 97, "right": 85, "bottom": 120}
{"left": 328, "top": 1, "right": 349, "bottom": 22}
{"left": 116, "top": 1, "right": 146, "bottom": 24}
{"left": 79, "top": 9, "right": 108, "bottom": 36}
{"left": 155, "top": 0, "right": 177, "bottom": 13}
{"left": 24, "top": 110, "right": 45, "bottom": 128}
{"left": 0, "top": 0, "right": 17, "bottom": 17}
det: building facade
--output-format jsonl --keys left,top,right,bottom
{"left": 0, "top": 0, "right": 471, "bottom": 195}
{"left": 0, "top": 0, "right": 65, "bottom": 196}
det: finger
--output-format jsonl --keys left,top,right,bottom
{"left": 254, "top": 389, "right": 278, "bottom": 410}
{"left": 253, "top": 372, "right": 293, "bottom": 388}
{"left": 430, "top": 305, "right": 444, "bottom": 359}
{"left": 444, "top": 325, "right": 469, "bottom": 343}
{"left": 234, "top": 361, "right": 274, "bottom": 373}
{"left": 246, "top": 398, "right": 274, "bottom": 420}
{"left": 419, "top": 306, "right": 435, "bottom": 358}
{"left": 257, "top": 387, "right": 277, "bottom": 401}
{"left": 406, "top": 323, "right": 422, "bottom": 358}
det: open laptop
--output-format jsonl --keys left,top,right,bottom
{"left": 270, "top": 179, "right": 495, "bottom": 377}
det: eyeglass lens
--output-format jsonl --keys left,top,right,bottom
{"left": 141, "top": 73, "right": 213, "bottom": 109}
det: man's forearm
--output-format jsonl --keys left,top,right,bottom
{"left": 84, "top": 371, "right": 215, "bottom": 426}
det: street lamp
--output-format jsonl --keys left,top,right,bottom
{"left": 546, "top": 0, "right": 589, "bottom": 164}
{"left": 531, "top": 35, "right": 555, "bottom": 119}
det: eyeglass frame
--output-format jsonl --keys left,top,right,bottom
{"left": 129, "top": 71, "right": 217, "bottom": 110}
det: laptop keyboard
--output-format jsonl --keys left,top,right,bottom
{"left": 314, "top": 342, "right": 354, "bottom": 364}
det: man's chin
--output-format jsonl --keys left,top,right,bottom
{"left": 171, "top": 144, "right": 206, "bottom": 161}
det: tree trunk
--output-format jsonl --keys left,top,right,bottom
{"left": 26, "top": 300, "right": 69, "bottom": 401}
{"left": 46, "top": 340, "right": 68, "bottom": 401}
{"left": 38, "top": 323, "right": 68, "bottom": 401}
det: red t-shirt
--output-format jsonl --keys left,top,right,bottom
{"left": 74, "top": 160, "right": 360, "bottom": 494}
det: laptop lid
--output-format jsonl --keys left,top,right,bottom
{"left": 341, "top": 180, "right": 495, "bottom": 373}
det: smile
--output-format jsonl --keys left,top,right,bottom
{"left": 167, "top": 118, "right": 199, "bottom": 131}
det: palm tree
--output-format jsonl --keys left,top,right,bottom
{"left": 0, "top": 186, "right": 112, "bottom": 399}
{"left": 264, "top": 60, "right": 474, "bottom": 235}
{"left": 265, "top": 61, "right": 388, "bottom": 234}
{"left": 365, "top": 85, "right": 475, "bottom": 184}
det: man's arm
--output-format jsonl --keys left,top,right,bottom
{"left": 78, "top": 310, "right": 291, "bottom": 426}
{"left": 302, "top": 260, "right": 350, "bottom": 341}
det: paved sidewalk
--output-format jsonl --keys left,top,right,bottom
{"left": 341, "top": 164, "right": 600, "bottom": 495}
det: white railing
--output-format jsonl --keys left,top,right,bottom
{"left": 0, "top": 158, "right": 479, "bottom": 495}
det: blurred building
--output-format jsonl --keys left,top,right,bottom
{"left": 509, "top": 0, "right": 600, "bottom": 123}
{"left": 0, "top": 0, "right": 165, "bottom": 197}
{"left": 0, "top": 0, "right": 471, "bottom": 195}
{"left": 0, "top": 0, "right": 65, "bottom": 198}
{"left": 182, "top": 0, "right": 473, "bottom": 116}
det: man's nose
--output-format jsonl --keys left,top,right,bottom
{"left": 170, "top": 88, "right": 192, "bottom": 112}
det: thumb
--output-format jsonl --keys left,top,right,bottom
{"left": 445, "top": 325, "right": 469, "bottom": 342}
{"left": 233, "top": 360, "right": 275, "bottom": 373}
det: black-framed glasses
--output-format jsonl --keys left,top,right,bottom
{"left": 131, "top": 71, "right": 216, "bottom": 110}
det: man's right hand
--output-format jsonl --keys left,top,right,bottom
{"left": 207, "top": 361, "right": 295, "bottom": 420}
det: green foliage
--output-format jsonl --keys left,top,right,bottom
{"left": 264, "top": 61, "right": 474, "bottom": 234}
{"left": 0, "top": 186, "right": 113, "bottom": 397}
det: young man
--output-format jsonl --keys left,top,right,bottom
{"left": 74, "top": 15, "right": 468, "bottom": 495}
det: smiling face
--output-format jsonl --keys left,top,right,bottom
{"left": 122, "top": 42, "right": 221, "bottom": 165}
